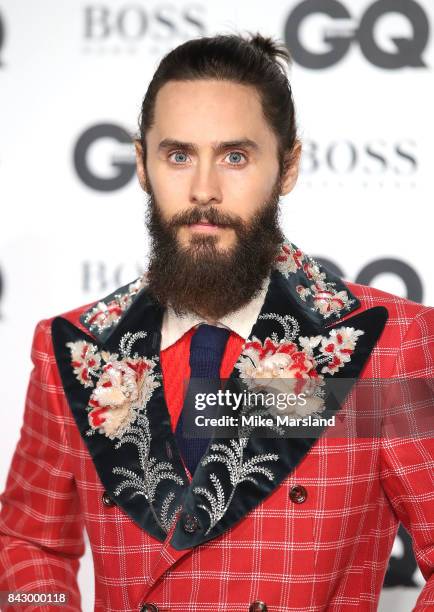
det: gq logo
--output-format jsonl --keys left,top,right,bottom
{"left": 284, "top": 0, "right": 430, "bottom": 69}
{"left": 73, "top": 123, "right": 135, "bottom": 192}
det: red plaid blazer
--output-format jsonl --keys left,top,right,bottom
{"left": 1, "top": 241, "right": 433, "bottom": 612}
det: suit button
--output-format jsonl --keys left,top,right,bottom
{"left": 289, "top": 484, "right": 307, "bottom": 504}
{"left": 249, "top": 601, "right": 268, "bottom": 612}
{"left": 140, "top": 604, "right": 159, "bottom": 612}
{"left": 102, "top": 491, "right": 116, "bottom": 507}
{"left": 182, "top": 513, "right": 199, "bottom": 534}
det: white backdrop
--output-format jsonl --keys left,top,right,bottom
{"left": 1, "top": 1, "right": 433, "bottom": 610}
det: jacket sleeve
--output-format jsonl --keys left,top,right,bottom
{"left": 0, "top": 319, "right": 85, "bottom": 611}
{"left": 379, "top": 308, "right": 434, "bottom": 611}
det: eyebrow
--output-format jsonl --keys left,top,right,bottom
{"left": 157, "top": 138, "right": 260, "bottom": 154}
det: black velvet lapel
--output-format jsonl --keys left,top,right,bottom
{"left": 51, "top": 240, "right": 389, "bottom": 548}
{"left": 52, "top": 289, "right": 189, "bottom": 543}
{"left": 169, "top": 272, "right": 388, "bottom": 549}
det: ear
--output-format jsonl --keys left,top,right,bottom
{"left": 280, "top": 139, "right": 302, "bottom": 196}
{"left": 134, "top": 139, "right": 149, "bottom": 193}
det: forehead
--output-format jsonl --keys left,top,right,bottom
{"left": 148, "top": 79, "right": 276, "bottom": 148}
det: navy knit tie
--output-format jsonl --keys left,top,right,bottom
{"left": 175, "top": 323, "right": 230, "bottom": 476}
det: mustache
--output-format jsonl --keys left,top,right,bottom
{"left": 167, "top": 206, "right": 245, "bottom": 231}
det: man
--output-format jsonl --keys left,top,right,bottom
{"left": 0, "top": 32, "right": 433, "bottom": 612}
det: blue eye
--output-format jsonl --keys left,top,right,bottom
{"left": 170, "top": 151, "right": 189, "bottom": 164}
{"left": 168, "top": 150, "right": 246, "bottom": 165}
{"left": 227, "top": 151, "right": 246, "bottom": 164}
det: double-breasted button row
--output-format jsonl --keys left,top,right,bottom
{"left": 101, "top": 491, "right": 116, "bottom": 507}
{"left": 289, "top": 484, "right": 307, "bottom": 504}
{"left": 249, "top": 601, "right": 268, "bottom": 612}
{"left": 140, "top": 603, "right": 159, "bottom": 612}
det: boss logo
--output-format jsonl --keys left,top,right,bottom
{"left": 82, "top": 261, "right": 144, "bottom": 292}
{"left": 83, "top": 4, "right": 205, "bottom": 41}
{"left": 301, "top": 139, "right": 418, "bottom": 177}
{"left": 284, "top": 0, "right": 429, "bottom": 69}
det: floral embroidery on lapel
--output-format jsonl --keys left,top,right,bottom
{"left": 67, "top": 331, "right": 159, "bottom": 440}
{"left": 194, "top": 437, "right": 279, "bottom": 535}
{"left": 66, "top": 330, "right": 184, "bottom": 533}
{"left": 191, "top": 313, "right": 365, "bottom": 535}
{"left": 82, "top": 276, "right": 147, "bottom": 334}
{"left": 111, "top": 414, "right": 184, "bottom": 533}
{"left": 274, "top": 240, "right": 356, "bottom": 318}
{"left": 236, "top": 313, "right": 364, "bottom": 415}
{"left": 68, "top": 340, "right": 101, "bottom": 388}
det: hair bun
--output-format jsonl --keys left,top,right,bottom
{"left": 247, "top": 32, "right": 292, "bottom": 69}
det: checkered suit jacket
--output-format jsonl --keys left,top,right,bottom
{"left": 1, "top": 240, "right": 433, "bottom": 611}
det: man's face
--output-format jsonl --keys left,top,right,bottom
{"left": 135, "top": 78, "right": 301, "bottom": 318}
{"left": 137, "top": 79, "right": 293, "bottom": 251}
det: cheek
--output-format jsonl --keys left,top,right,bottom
{"left": 148, "top": 166, "right": 189, "bottom": 219}
{"left": 223, "top": 177, "right": 274, "bottom": 220}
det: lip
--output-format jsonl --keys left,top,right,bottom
{"left": 188, "top": 222, "right": 222, "bottom": 232}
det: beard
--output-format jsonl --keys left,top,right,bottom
{"left": 144, "top": 177, "right": 284, "bottom": 320}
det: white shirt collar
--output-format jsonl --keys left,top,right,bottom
{"left": 160, "top": 276, "right": 270, "bottom": 351}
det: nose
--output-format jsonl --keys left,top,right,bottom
{"left": 189, "top": 159, "right": 223, "bottom": 207}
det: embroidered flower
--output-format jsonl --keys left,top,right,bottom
{"left": 85, "top": 300, "right": 124, "bottom": 332}
{"left": 274, "top": 242, "right": 303, "bottom": 276}
{"left": 67, "top": 340, "right": 101, "bottom": 388}
{"left": 235, "top": 315, "right": 365, "bottom": 417}
{"left": 319, "top": 326, "right": 364, "bottom": 375}
{"left": 67, "top": 331, "right": 160, "bottom": 440}
{"left": 83, "top": 276, "right": 147, "bottom": 334}
{"left": 274, "top": 240, "right": 356, "bottom": 319}
{"left": 237, "top": 338, "right": 319, "bottom": 384}
{"left": 302, "top": 260, "right": 322, "bottom": 281}
{"left": 235, "top": 336, "right": 324, "bottom": 416}
{"left": 295, "top": 285, "right": 310, "bottom": 300}
{"left": 88, "top": 355, "right": 159, "bottom": 439}
{"left": 312, "top": 285, "right": 351, "bottom": 316}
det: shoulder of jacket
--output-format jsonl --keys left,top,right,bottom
{"left": 35, "top": 275, "right": 148, "bottom": 340}
{"left": 345, "top": 279, "right": 433, "bottom": 319}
